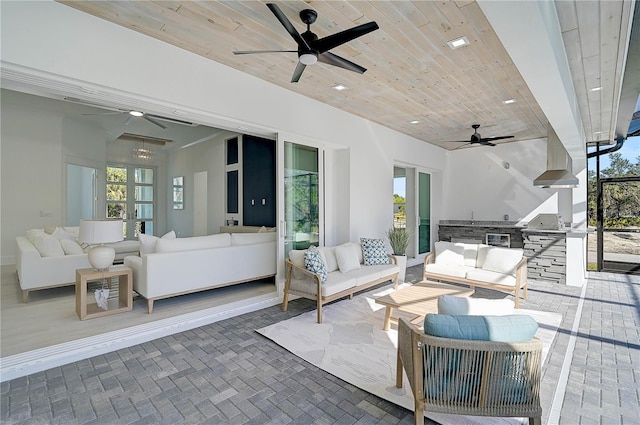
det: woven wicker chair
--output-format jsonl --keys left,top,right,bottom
{"left": 396, "top": 317, "right": 543, "bottom": 425}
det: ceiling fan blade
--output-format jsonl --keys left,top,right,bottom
{"left": 479, "top": 141, "right": 497, "bottom": 147}
{"left": 318, "top": 52, "right": 366, "bottom": 74}
{"left": 124, "top": 115, "right": 133, "bottom": 126}
{"left": 480, "top": 135, "right": 514, "bottom": 143}
{"left": 266, "top": 3, "right": 310, "bottom": 50}
{"left": 312, "top": 21, "right": 379, "bottom": 54}
{"left": 233, "top": 50, "right": 297, "bottom": 55}
{"left": 291, "top": 62, "right": 306, "bottom": 83}
{"left": 82, "top": 111, "right": 125, "bottom": 116}
{"left": 143, "top": 114, "right": 168, "bottom": 129}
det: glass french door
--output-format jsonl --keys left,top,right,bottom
{"left": 284, "top": 142, "right": 319, "bottom": 259}
{"left": 418, "top": 172, "right": 431, "bottom": 254}
{"left": 106, "top": 164, "right": 155, "bottom": 239}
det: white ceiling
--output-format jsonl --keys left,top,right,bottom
{"left": 50, "top": 0, "right": 638, "bottom": 151}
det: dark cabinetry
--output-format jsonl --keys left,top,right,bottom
{"left": 242, "top": 136, "right": 276, "bottom": 227}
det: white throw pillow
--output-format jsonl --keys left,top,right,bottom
{"left": 52, "top": 227, "right": 76, "bottom": 241}
{"left": 434, "top": 241, "right": 465, "bottom": 266}
{"left": 30, "top": 233, "right": 65, "bottom": 257}
{"left": 437, "top": 295, "right": 515, "bottom": 316}
{"left": 335, "top": 244, "right": 361, "bottom": 273}
{"left": 60, "top": 239, "right": 84, "bottom": 255}
{"left": 318, "top": 247, "right": 338, "bottom": 272}
{"left": 481, "top": 247, "right": 524, "bottom": 274}
{"left": 138, "top": 230, "right": 176, "bottom": 256}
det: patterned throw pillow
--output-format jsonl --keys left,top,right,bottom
{"left": 360, "top": 238, "right": 390, "bottom": 265}
{"left": 304, "top": 246, "right": 328, "bottom": 283}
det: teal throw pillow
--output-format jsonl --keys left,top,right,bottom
{"left": 304, "top": 246, "right": 328, "bottom": 283}
{"left": 360, "top": 238, "right": 390, "bottom": 265}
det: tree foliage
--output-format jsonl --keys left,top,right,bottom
{"left": 588, "top": 153, "right": 640, "bottom": 227}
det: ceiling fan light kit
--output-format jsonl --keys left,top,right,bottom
{"left": 233, "top": 3, "right": 379, "bottom": 83}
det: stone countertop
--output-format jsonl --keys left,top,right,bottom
{"left": 439, "top": 220, "right": 524, "bottom": 228}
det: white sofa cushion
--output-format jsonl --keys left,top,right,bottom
{"left": 335, "top": 244, "right": 361, "bottom": 273}
{"left": 464, "top": 268, "right": 517, "bottom": 287}
{"left": 51, "top": 227, "right": 77, "bottom": 241}
{"left": 139, "top": 230, "right": 176, "bottom": 256}
{"left": 481, "top": 247, "right": 524, "bottom": 275}
{"left": 155, "top": 233, "right": 230, "bottom": 253}
{"left": 230, "top": 232, "right": 276, "bottom": 245}
{"left": 26, "top": 230, "right": 65, "bottom": 257}
{"left": 437, "top": 295, "right": 515, "bottom": 315}
{"left": 60, "top": 239, "right": 84, "bottom": 255}
{"left": 318, "top": 247, "right": 338, "bottom": 272}
{"left": 424, "top": 263, "right": 473, "bottom": 279}
{"left": 434, "top": 241, "right": 465, "bottom": 266}
{"left": 339, "top": 242, "right": 364, "bottom": 264}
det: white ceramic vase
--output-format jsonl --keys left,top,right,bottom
{"left": 392, "top": 255, "right": 407, "bottom": 283}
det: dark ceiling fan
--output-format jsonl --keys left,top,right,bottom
{"left": 233, "top": 3, "right": 379, "bottom": 83}
{"left": 448, "top": 124, "right": 514, "bottom": 148}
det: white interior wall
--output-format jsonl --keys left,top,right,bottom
{"left": 1, "top": 95, "right": 64, "bottom": 262}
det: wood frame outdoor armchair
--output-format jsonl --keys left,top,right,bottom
{"left": 396, "top": 317, "right": 543, "bottom": 425}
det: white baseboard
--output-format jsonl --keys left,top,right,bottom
{"left": 0, "top": 293, "right": 282, "bottom": 382}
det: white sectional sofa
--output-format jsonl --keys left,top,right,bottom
{"left": 124, "top": 232, "right": 277, "bottom": 313}
{"left": 423, "top": 241, "right": 528, "bottom": 307}
{"left": 16, "top": 227, "right": 139, "bottom": 302}
{"left": 283, "top": 241, "right": 400, "bottom": 323}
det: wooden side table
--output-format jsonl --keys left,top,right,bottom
{"left": 76, "top": 266, "right": 133, "bottom": 320}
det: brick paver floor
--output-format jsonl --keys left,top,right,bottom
{"left": 1, "top": 266, "right": 638, "bottom": 424}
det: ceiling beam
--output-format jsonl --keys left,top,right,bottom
{"left": 477, "top": 0, "right": 586, "bottom": 160}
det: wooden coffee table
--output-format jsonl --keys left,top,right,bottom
{"left": 375, "top": 281, "right": 474, "bottom": 330}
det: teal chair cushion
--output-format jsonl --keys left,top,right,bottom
{"left": 424, "top": 314, "right": 538, "bottom": 342}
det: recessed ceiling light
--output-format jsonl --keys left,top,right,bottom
{"left": 409, "top": 120, "right": 420, "bottom": 124}
{"left": 332, "top": 84, "right": 348, "bottom": 91}
{"left": 593, "top": 131, "right": 603, "bottom": 134}
{"left": 447, "top": 36, "right": 470, "bottom": 49}
{"left": 129, "top": 110, "right": 144, "bottom": 117}
{"left": 502, "top": 99, "right": 516, "bottom": 104}
{"left": 590, "top": 86, "right": 602, "bottom": 92}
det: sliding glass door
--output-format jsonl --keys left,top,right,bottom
{"left": 284, "top": 142, "right": 319, "bottom": 258}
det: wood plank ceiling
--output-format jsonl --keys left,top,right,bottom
{"left": 58, "top": 1, "right": 630, "bottom": 151}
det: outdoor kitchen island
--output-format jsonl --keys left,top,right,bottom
{"left": 437, "top": 219, "right": 587, "bottom": 286}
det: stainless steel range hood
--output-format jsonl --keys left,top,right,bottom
{"left": 533, "top": 127, "right": 578, "bottom": 188}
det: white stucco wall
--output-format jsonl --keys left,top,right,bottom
{"left": 443, "top": 138, "right": 565, "bottom": 223}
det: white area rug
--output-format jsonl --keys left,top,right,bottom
{"left": 257, "top": 284, "right": 562, "bottom": 425}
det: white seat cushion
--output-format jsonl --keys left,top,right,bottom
{"left": 344, "top": 266, "right": 383, "bottom": 286}
{"left": 424, "top": 263, "right": 474, "bottom": 279}
{"left": 464, "top": 269, "right": 517, "bottom": 287}
{"left": 288, "top": 272, "right": 356, "bottom": 297}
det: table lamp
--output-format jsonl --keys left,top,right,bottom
{"left": 79, "top": 219, "right": 124, "bottom": 270}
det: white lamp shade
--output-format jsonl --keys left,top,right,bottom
{"left": 79, "top": 219, "right": 124, "bottom": 244}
